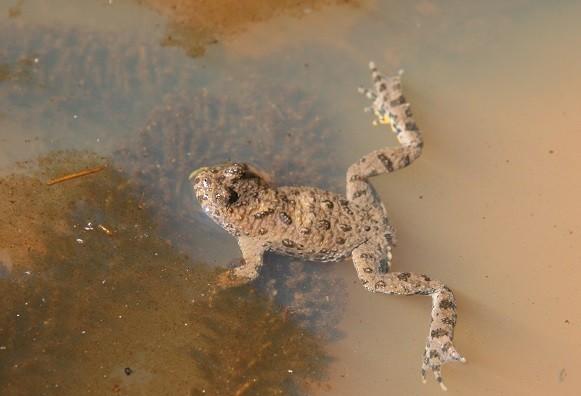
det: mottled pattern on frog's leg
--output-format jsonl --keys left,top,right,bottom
{"left": 360, "top": 62, "right": 423, "bottom": 146}
{"left": 347, "top": 145, "right": 422, "bottom": 208}
{"left": 349, "top": 62, "right": 423, "bottom": 208}
{"left": 216, "top": 236, "right": 265, "bottom": 289}
{"left": 351, "top": 242, "right": 466, "bottom": 390}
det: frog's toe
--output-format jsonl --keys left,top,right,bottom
{"left": 358, "top": 86, "right": 377, "bottom": 100}
{"left": 421, "top": 341, "right": 466, "bottom": 391}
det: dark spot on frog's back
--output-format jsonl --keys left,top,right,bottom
{"left": 397, "top": 272, "right": 411, "bottom": 281}
{"left": 279, "top": 212, "right": 292, "bottom": 225}
{"left": 339, "top": 224, "right": 352, "bottom": 232}
{"left": 254, "top": 208, "right": 274, "bottom": 219}
{"left": 339, "top": 199, "right": 353, "bottom": 216}
{"left": 282, "top": 239, "right": 295, "bottom": 248}
{"left": 317, "top": 219, "right": 331, "bottom": 230}
{"left": 322, "top": 199, "right": 334, "bottom": 209}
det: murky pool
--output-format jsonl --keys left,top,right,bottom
{"left": 1, "top": 1, "right": 580, "bottom": 395}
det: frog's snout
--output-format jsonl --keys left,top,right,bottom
{"left": 189, "top": 167, "right": 208, "bottom": 182}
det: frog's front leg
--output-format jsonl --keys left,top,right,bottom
{"left": 215, "top": 236, "right": 265, "bottom": 289}
{"left": 351, "top": 242, "right": 465, "bottom": 390}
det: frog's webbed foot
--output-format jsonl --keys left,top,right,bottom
{"left": 351, "top": 242, "right": 465, "bottom": 390}
{"left": 420, "top": 287, "right": 466, "bottom": 390}
{"left": 421, "top": 331, "right": 466, "bottom": 391}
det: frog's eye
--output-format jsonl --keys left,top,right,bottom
{"left": 226, "top": 188, "right": 239, "bottom": 205}
{"left": 224, "top": 163, "right": 246, "bottom": 178}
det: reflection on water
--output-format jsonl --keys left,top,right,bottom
{"left": 2, "top": 0, "right": 581, "bottom": 395}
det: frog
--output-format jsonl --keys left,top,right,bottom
{"left": 190, "top": 62, "right": 466, "bottom": 390}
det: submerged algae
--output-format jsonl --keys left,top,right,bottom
{"left": 114, "top": 85, "right": 347, "bottom": 336}
{"left": 115, "top": 84, "right": 342, "bottom": 230}
{"left": 0, "top": 23, "right": 199, "bottom": 133}
{"left": 140, "top": 0, "right": 360, "bottom": 57}
{"left": 0, "top": 151, "right": 327, "bottom": 395}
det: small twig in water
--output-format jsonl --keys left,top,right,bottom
{"left": 97, "top": 224, "right": 113, "bottom": 236}
{"left": 46, "top": 165, "right": 106, "bottom": 185}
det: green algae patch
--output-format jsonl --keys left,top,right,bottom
{"left": 0, "top": 151, "right": 327, "bottom": 395}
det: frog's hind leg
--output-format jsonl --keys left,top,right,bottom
{"left": 348, "top": 62, "right": 423, "bottom": 206}
{"left": 351, "top": 242, "right": 466, "bottom": 390}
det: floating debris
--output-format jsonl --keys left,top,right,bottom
{"left": 46, "top": 165, "right": 105, "bottom": 185}
{"left": 97, "top": 224, "right": 113, "bottom": 236}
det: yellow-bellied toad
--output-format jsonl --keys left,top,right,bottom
{"left": 190, "top": 62, "right": 466, "bottom": 390}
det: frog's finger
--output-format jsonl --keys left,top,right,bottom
{"left": 357, "top": 86, "right": 377, "bottom": 100}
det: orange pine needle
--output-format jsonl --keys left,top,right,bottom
{"left": 46, "top": 165, "right": 106, "bottom": 185}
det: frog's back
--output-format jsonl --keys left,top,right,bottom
{"left": 247, "top": 186, "right": 368, "bottom": 261}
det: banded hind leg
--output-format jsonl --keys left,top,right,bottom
{"left": 352, "top": 241, "right": 466, "bottom": 390}
{"left": 347, "top": 62, "right": 423, "bottom": 207}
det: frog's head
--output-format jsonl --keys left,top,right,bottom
{"left": 189, "top": 163, "right": 269, "bottom": 221}
{"left": 189, "top": 162, "right": 247, "bottom": 211}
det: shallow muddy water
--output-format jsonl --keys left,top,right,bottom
{"left": 1, "top": 0, "right": 580, "bottom": 395}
